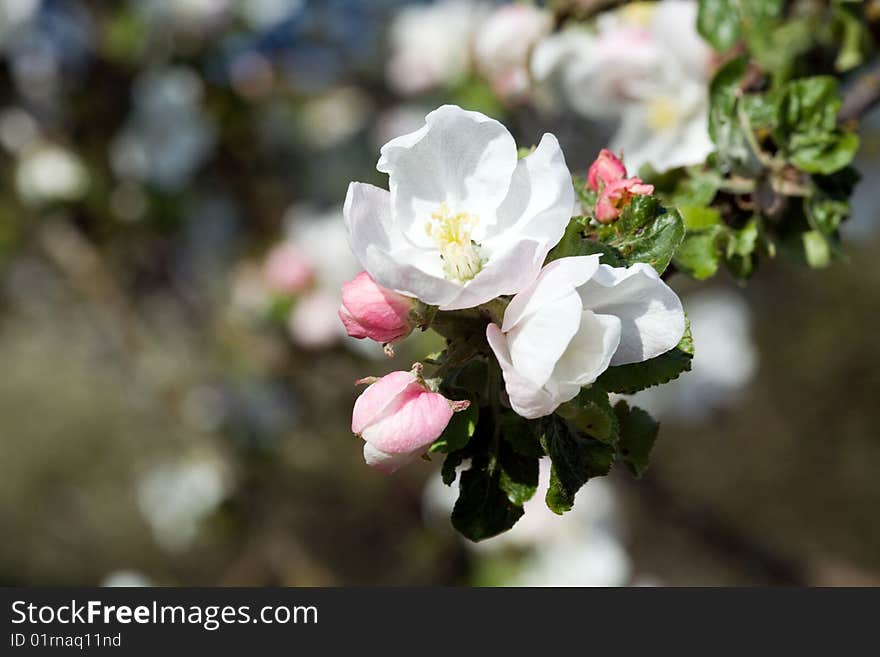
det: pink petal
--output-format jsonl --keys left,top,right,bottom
{"left": 361, "top": 389, "right": 454, "bottom": 454}
{"left": 351, "top": 371, "right": 419, "bottom": 434}
{"left": 587, "top": 148, "right": 627, "bottom": 191}
{"left": 339, "top": 272, "right": 413, "bottom": 343}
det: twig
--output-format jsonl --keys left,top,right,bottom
{"left": 629, "top": 473, "right": 807, "bottom": 585}
{"left": 839, "top": 61, "right": 880, "bottom": 123}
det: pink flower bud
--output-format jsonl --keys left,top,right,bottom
{"left": 263, "top": 243, "right": 314, "bottom": 295}
{"left": 352, "top": 369, "right": 460, "bottom": 474}
{"left": 338, "top": 272, "right": 415, "bottom": 345}
{"left": 595, "top": 177, "right": 655, "bottom": 223}
{"left": 587, "top": 148, "right": 627, "bottom": 192}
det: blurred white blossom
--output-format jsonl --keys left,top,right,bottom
{"left": 102, "top": 570, "right": 155, "bottom": 587}
{"left": 424, "top": 461, "right": 632, "bottom": 586}
{"left": 532, "top": 0, "right": 713, "bottom": 173}
{"left": 15, "top": 143, "right": 88, "bottom": 205}
{"left": 633, "top": 288, "right": 758, "bottom": 423}
{"left": 136, "top": 456, "right": 229, "bottom": 553}
{"left": 387, "top": 0, "right": 488, "bottom": 95}
{"left": 474, "top": 3, "right": 552, "bottom": 100}
{"left": 0, "top": 107, "right": 37, "bottom": 154}
{"left": 299, "top": 86, "right": 372, "bottom": 150}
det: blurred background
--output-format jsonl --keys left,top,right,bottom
{"left": 1, "top": 0, "right": 878, "bottom": 587}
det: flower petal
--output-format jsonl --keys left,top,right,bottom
{"left": 363, "top": 443, "right": 418, "bottom": 475}
{"left": 506, "top": 291, "right": 583, "bottom": 387}
{"left": 487, "top": 323, "right": 561, "bottom": 419}
{"left": 351, "top": 371, "right": 418, "bottom": 435}
{"left": 377, "top": 105, "right": 517, "bottom": 240}
{"left": 502, "top": 255, "right": 600, "bottom": 331}
{"left": 486, "top": 133, "right": 574, "bottom": 247}
{"left": 344, "top": 181, "right": 461, "bottom": 307}
{"left": 552, "top": 310, "right": 622, "bottom": 386}
{"left": 578, "top": 263, "right": 685, "bottom": 366}
{"left": 361, "top": 389, "right": 453, "bottom": 454}
{"left": 440, "top": 237, "right": 546, "bottom": 311}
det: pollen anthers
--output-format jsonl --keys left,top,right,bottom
{"left": 646, "top": 96, "right": 680, "bottom": 131}
{"left": 426, "top": 202, "right": 484, "bottom": 282}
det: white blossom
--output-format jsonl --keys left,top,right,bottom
{"left": 487, "top": 255, "right": 685, "bottom": 418}
{"left": 531, "top": 0, "right": 714, "bottom": 173}
{"left": 386, "top": 0, "right": 488, "bottom": 95}
{"left": 345, "top": 105, "right": 574, "bottom": 311}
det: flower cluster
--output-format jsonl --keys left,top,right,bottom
{"left": 339, "top": 105, "right": 688, "bottom": 537}
{"left": 387, "top": 0, "right": 714, "bottom": 174}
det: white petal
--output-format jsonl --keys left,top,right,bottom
{"left": 487, "top": 324, "right": 562, "bottom": 419}
{"left": 502, "top": 255, "right": 600, "bottom": 332}
{"left": 440, "top": 237, "right": 546, "bottom": 311}
{"left": 377, "top": 105, "right": 517, "bottom": 241}
{"left": 486, "top": 133, "right": 574, "bottom": 248}
{"left": 344, "top": 181, "right": 460, "bottom": 307}
{"left": 650, "top": 0, "right": 712, "bottom": 81}
{"left": 363, "top": 443, "right": 418, "bottom": 475}
{"left": 507, "top": 290, "right": 583, "bottom": 387}
{"left": 578, "top": 263, "right": 685, "bottom": 366}
{"left": 552, "top": 310, "right": 622, "bottom": 386}
{"left": 343, "top": 181, "right": 398, "bottom": 258}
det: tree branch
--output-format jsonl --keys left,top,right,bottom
{"left": 839, "top": 61, "right": 880, "bottom": 123}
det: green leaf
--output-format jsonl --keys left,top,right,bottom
{"left": 597, "top": 320, "right": 694, "bottom": 394}
{"left": 499, "top": 412, "right": 544, "bottom": 458}
{"left": 452, "top": 464, "right": 524, "bottom": 541}
{"left": 498, "top": 442, "right": 539, "bottom": 506}
{"left": 723, "top": 217, "right": 760, "bottom": 280}
{"left": 679, "top": 205, "right": 721, "bottom": 231}
{"left": 614, "top": 401, "right": 660, "bottom": 478}
{"left": 807, "top": 195, "right": 850, "bottom": 236}
{"left": 611, "top": 206, "right": 686, "bottom": 274}
{"left": 802, "top": 230, "right": 832, "bottom": 268}
{"left": 776, "top": 77, "right": 859, "bottom": 174}
{"left": 556, "top": 386, "right": 619, "bottom": 445}
{"left": 673, "top": 229, "right": 721, "bottom": 280}
{"left": 441, "top": 451, "right": 465, "bottom": 486}
{"left": 430, "top": 403, "right": 478, "bottom": 453}
{"left": 547, "top": 218, "right": 625, "bottom": 266}
{"left": 542, "top": 415, "right": 615, "bottom": 515}
{"left": 697, "top": 0, "right": 741, "bottom": 52}
{"left": 741, "top": 92, "right": 780, "bottom": 134}
{"left": 709, "top": 57, "right": 765, "bottom": 176}
{"left": 670, "top": 168, "right": 722, "bottom": 207}
{"left": 440, "top": 359, "right": 489, "bottom": 406}
{"left": 790, "top": 131, "right": 859, "bottom": 175}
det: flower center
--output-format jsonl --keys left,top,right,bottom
{"left": 619, "top": 2, "right": 655, "bottom": 27}
{"left": 425, "top": 202, "right": 484, "bottom": 283}
{"left": 646, "top": 96, "right": 680, "bottom": 131}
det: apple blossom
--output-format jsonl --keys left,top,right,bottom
{"left": 344, "top": 105, "right": 575, "bottom": 311}
{"left": 531, "top": 0, "right": 714, "bottom": 173}
{"left": 262, "top": 242, "right": 314, "bottom": 295}
{"left": 486, "top": 255, "right": 685, "bottom": 419}
{"left": 588, "top": 148, "right": 628, "bottom": 192}
{"left": 595, "top": 177, "right": 655, "bottom": 223}
{"left": 338, "top": 271, "right": 415, "bottom": 345}
{"left": 586, "top": 149, "right": 654, "bottom": 222}
{"left": 352, "top": 367, "right": 467, "bottom": 474}
{"left": 474, "top": 4, "right": 552, "bottom": 99}
{"left": 288, "top": 291, "right": 346, "bottom": 350}
{"left": 386, "top": 0, "right": 488, "bottom": 95}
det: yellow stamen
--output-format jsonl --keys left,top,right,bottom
{"left": 426, "top": 202, "right": 484, "bottom": 282}
{"left": 646, "top": 96, "right": 679, "bottom": 131}
{"left": 619, "top": 2, "right": 655, "bottom": 28}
